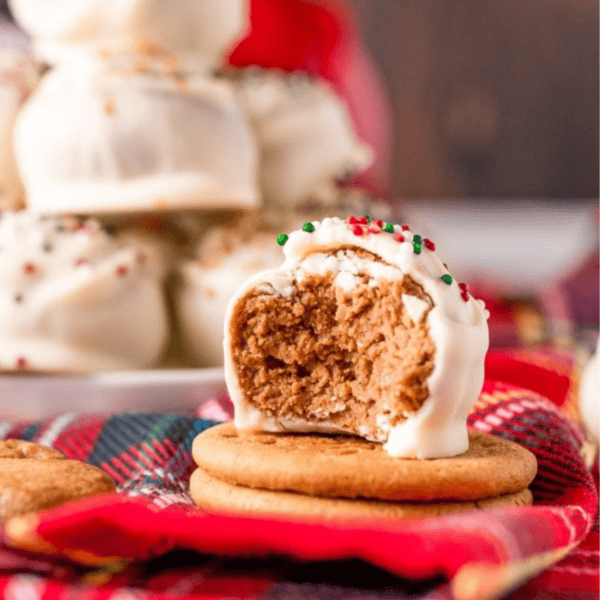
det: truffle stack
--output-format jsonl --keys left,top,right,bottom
{"left": 4, "top": 0, "right": 382, "bottom": 370}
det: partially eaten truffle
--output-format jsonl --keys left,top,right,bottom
{"left": 224, "top": 217, "right": 490, "bottom": 459}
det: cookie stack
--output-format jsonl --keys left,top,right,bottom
{"left": 191, "top": 424, "right": 536, "bottom": 520}
{"left": 0, "top": 0, "right": 381, "bottom": 373}
{"left": 190, "top": 217, "right": 537, "bottom": 519}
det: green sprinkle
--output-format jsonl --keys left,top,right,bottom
{"left": 302, "top": 222, "right": 315, "bottom": 233}
{"left": 364, "top": 215, "right": 371, "bottom": 222}
{"left": 43, "top": 243, "right": 52, "bottom": 253}
{"left": 413, "top": 243, "right": 422, "bottom": 255}
{"left": 277, "top": 233, "right": 289, "bottom": 246}
{"left": 383, "top": 222, "right": 394, "bottom": 233}
{"left": 441, "top": 274, "right": 453, "bottom": 285}
{"left": 413, "top": 234, "right": 422, "bottom": 244}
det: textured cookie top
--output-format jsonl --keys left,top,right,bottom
{"left": 0, "top": 439, "right": 115, "bottom": 521}
{"left": 0, "top": 458, "right": 115, "bottom": 521}
{"left": 193, "top": 423, "right": 537, "bottom": 502}
{"left": 224, "top": 216, "right": 490, "bottom": 459}
{"left": 0, "top": 439, "right": 65, "bottom": 460}
{"left": 0, "top": 210, "right": 169, "bottom": 372}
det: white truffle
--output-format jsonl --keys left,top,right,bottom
{"left": 0, "top": 211, "right": 170, "bottom": 372}
{"left": 580, "top": 340, "right": 599, "bottom": 445}
{"left": 175, "top": 228, "right": 283, "bottom": 367}
{"left": 14, "top": 58, "right": 260, "bottom": 214}
{"left": 225, "top": 217, "right": 490, "bottom": 459}
{"left": 233, "top": 69, "right": 373, "bottom": 210}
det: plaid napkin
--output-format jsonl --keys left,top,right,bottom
{"left": 0, "top": 348, "right": 596, "bottom": 600}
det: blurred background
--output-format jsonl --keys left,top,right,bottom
{"left": 349, "top": 0, "right": 598, "bottom": 199}
{"left": 2, "top": 0, "right": 598, "bottom": 199}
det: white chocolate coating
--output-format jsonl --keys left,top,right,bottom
{"left": 176, "top": 228, "right": 283, "bottom": 367}
{"left": 233, "top": 70, "right": 373, "bottom": 210}
{"left": 0, "top": 211, "right": 170, "bottom": 372}
{"left": 0, "top": 49, "right": 41, "bottom": 209}
{"left": 224, "top": 217, "right": 490, "bottom": 459}
{"left": 14, "top": 58, "right": 260, "bottom": 214}
{"left": 8, "top": 0, "right": 248, "bottom": 69}
{"left": 580, "top": 339, "right": 599, "bottom": 444}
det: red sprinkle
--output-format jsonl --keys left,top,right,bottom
{"left": 358, "top": 216, "right": 369, "bottom": 225}
{"left": 347, "top": 216, "right": 360, "bottom": 225}
{"left": 374, "top": 219, "right": 384, "bottom": 228}
{"left": 116, "top": 265, "right": 128, "bottom": 276}
{"left": 15, "top": 357, "right": 27, "bottom": 370}
{"left": 368, "top": 226, "right": 381, "bottom": 234}
{"left": 394, "top": 234, "right": 405, "bottom": 243}
{"left": 458, "top": 282, "right": 468, "bottom": 292}
{"left": 23, "top": 263, "right": 35, "bottom": 274}
{"left": 424, "top": 239, "right": 436, "bottom": 251}
{"left": 461, "top": 292, "right": 469, "bottom": 302}
{"left": 74, "top": 258, "right": 88, "bottom": 267}
{"left": 352, "top": 224, "right": 364, "bottom": 236}
{"left": 401, "top": 225, "right": 410, "bottom": 231}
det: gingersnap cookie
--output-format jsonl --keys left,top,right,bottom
{"left": 0, "top": 440, "right": 116, "bottom": 521}
{"left": 190, "top": 468, "right": 533, "bottom": 520}
{"left": 193, "top": 423, "right": 537, "bottom": 502}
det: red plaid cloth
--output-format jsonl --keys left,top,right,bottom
{"left": 0, "top": 348, "right": 596, "bottom": 600}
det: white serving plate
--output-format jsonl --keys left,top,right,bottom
{"left": 402, "top": 199, "right": 598, "bottom": 296}
{"left": 0, "top": 367, "right": 227, "bottom": 420}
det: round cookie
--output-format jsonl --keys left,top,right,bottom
{"left": 0, "top": 440, "right": 115, "bottom": 521}
{"left": 192, "top": 423, "right": 537, "bottom": 502}
{"left": 190, "top": 468, "right": 533, "bottom": 521}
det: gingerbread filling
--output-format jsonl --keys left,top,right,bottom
{"left": 229, "top": 249, "right": 435, "bottom": 440}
